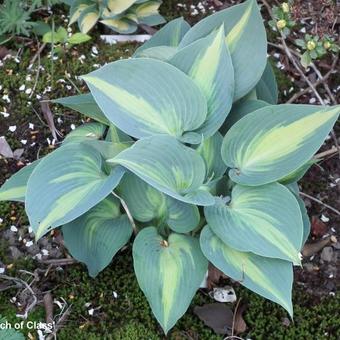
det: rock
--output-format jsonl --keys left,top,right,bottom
{"left": 8, "top": 246, "right": 23, "bottom": 260}
{"left": 26, "top": 244, "right": 40, "bottom": 256}
{"left": 320, "top": 247, "right": 334, "bottom": 262}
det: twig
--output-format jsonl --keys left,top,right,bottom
{"left": 262, "top": 0, "right": 340, "bottom": 158}
{"left": 299, "top": 192, "right": 340, "bottom": 216}
{"left": 38, "top": 258, "right": 77, "bottom": 266}
{"left": 29, "top": 42, "right": 46, "bottom": 67}
{"left": 112, "top": 191, "right": 138, "bottom": 235}
{"left": 46, "top": 304, "right": 72, "bottom": 340}
{"left": 43, "top": 292, "right": 54, "bottom": 324}
{"left": 29, "top": 40, "right": 42, "bottom": 99}
{"left": 314, "top": 147, "right": 339, "bottom": 159}
{"left": 0, "top": 274, "right": 38, "bottom": 318}
{"left": 231, "top": 298, "right": 242, "bottom": 338}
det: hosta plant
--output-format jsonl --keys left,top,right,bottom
{"left": 1, "top": 0, "right": 339, "bottom": 334}
{"left": 66, "top": 0, "right": 165, "bottom": 34}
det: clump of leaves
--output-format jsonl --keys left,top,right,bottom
{"left": 0, "top": 0, "right": 37, "bottom": 37}
{"left": 295, "top": 33, "right": 340, "bottom": 67}
{"left": 1, "top": 0, "right": 339, "bottom": 335}
{"left": 67, "top": 0, "right": 165, "bottom": 34}
{"left": 268, "top": 1, "right": 296, "bottom": 36}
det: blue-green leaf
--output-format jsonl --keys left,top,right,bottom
{"left": 0, "top": 160, "right": 40, "bottom": 202}
{"left": 134, "top": 17, "right": 190, "bottom": 56}
{"left": 133, "top": 227, "right": 208, "bottom": 334}
{"left": 109, "top": 135, "right": 214, "bottom": 206}
{"left": 222, "top": 105, "right": 340, "bottom": 186}
{"left": 204, "top": 183, "right": 303, "bottom": 263}
{"left": 170, "top": 26, "right": 234, "bottom": 137}
{"left": 180, "top": 0, "right": 267, "bottom": 100}
{"left": 118, "top": 172, "right": 200, "bottom": 233}
{"left": 200, "top": 225, "right": 293, "bottom": 317}
{"left": 63, "top": 196, "right": 133, "bottom": 277}
{"left": 255, "top": 61, "right": 278, "bottom": 104}
{"left": 53, "top": 93, "right": 109, "bottom": 125}
{"left": 82, "top": 58, "right": 207, "bottom": 142}
{"left": 26, "top": 143, "right": 125, "bottom": 240}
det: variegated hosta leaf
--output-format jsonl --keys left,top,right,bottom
{"left": 106, "top": 0, "right": 137, "bottom": 16}
{"left": 179, "top": 0, "right": 267, "bottom": 101}
{"left": 109, "top": 135, "right": 215, "bottom": 206}
{"left": 80, "top": 140, "right": 131, "bottom": 160}
{"left": 118, "top": 173, "right": 200, "bottom": 233}
{"left": 279, "top": 159, "right": 316, "bottom": 185}
{"left": 170, "top": 26, "right": 234, "bottom": 137}
{"left": 100, "top": 17, "right": 138, "bottom": 34}
{"left": 204, "top": 183, "right": 303, "bottom": 263}
{"left": 82, "top": 58, "right": 207, "bottom": 142}
{"left": 69, "top": 0, "right": 92, "bottom": 25}
{"left": 63, "top": 122, "right": 106, "bottom": 145}
{"left": 220, "top": 99, "right": 269, "bottom": 135}
{"left": 133, "top": 1, "right": 165, "bottom": 26}
{"left": 133, "top": 227, "right": 208, "bottom": 334}
{"left": 0, "top": 160, "right": 40, "bottom": 202}
{"left": 136, "top": 46, "right": 177, "bottom": 61}
{"left": 63, "top": 196, "right": 133, "bottom": 277}
{"left": 195, "top": 132, "right": 227, "bottom": 180}
{"left": 105, "top": 124, "right": 132, "bottom": 143}
{"left": 255, "top": 61, "right": 278, "bottom": 104}
{"left": 26, "top": 143, "right": 125, "bottom": 240}
{"left": 222, "top": 105, "right": 340, "bottom": 186}
{"left": 200, "top": 225, "right": 293, "bottom": 316}
{"left": 134, "top": 17, "right": 191, "bottom": 56}
{"left": 53, "top": 93, "right": 109, "bottom": 125}
{"left": 78, "top": 4, "right": 99, "bottom": 33}
{"left": 285, "top": 183, "right": 311, "bottom": 248}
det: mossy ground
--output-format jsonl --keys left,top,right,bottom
{"left": 0, "top": 2, "right": 339, "bottom": 339}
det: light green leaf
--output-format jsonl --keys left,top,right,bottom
{"left": 222, "top": 105, "right": 340, "bottom": 186}
{"left": 109, "top": 135, "right": 214, "bottom": 206}
{"left": 82, "top": 58, "right": 207, "bottom": 141}
{"left": 53, "top": 93, "right": 109, "bottom": 125}
{"left": 200, "top": 225, "right": 293, "bottom": 316}
{"left": 220, "top": 99, "right": 269, "bottom": 135}
{"left": 204, "top": 183, "right": 303, "bottom": 263}
{"left": 63, "top": 196, "right": 133, "bottom": 277}
{"left": 170, "top": 26, "right": 234, "bottom": 137}
{"left": 68, "top": 32, "right": 91, "bottom": 44}
{"left": 63, "top": 122, "right": 106, "bottom": 145}
{"left": 255, "top": 61, "right": 278, "bottom": 104}
{"left": 0, "top": 160, "right": 40, "bottom": 202}
{"left": 195, "top": 132, "right": 227, "bottom": 180}
{"left": 26, "top": 143, "right": 125, "bottom": 240}
{"left": 118, "top": 172, "right": 200, "bottom": 233}
{"left": 180, "top": 0, "right": 267, "bottom": 100}
{"left": 133, "top": 227, "right": 208, "bottom": 334}
{"left": 134, "top": 17, "right": 190, "bottom": 56}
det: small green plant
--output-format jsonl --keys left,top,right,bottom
{"left": 0, "top": 0, "right": 339, "bottom": 334}
{"left": 295, "top": 34, "right": 340, "bottom": 67}
{"left": 0, "top": 0, "right": 37, "bottom": 37}
{"left": 268, "top": 1, "right": 296, "bottom": 36}
{"left": 43, "top": 26, "right": 91, "bottom": 53}
{"left": 67, "top": 0, "right": 165, "bottom": 34}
